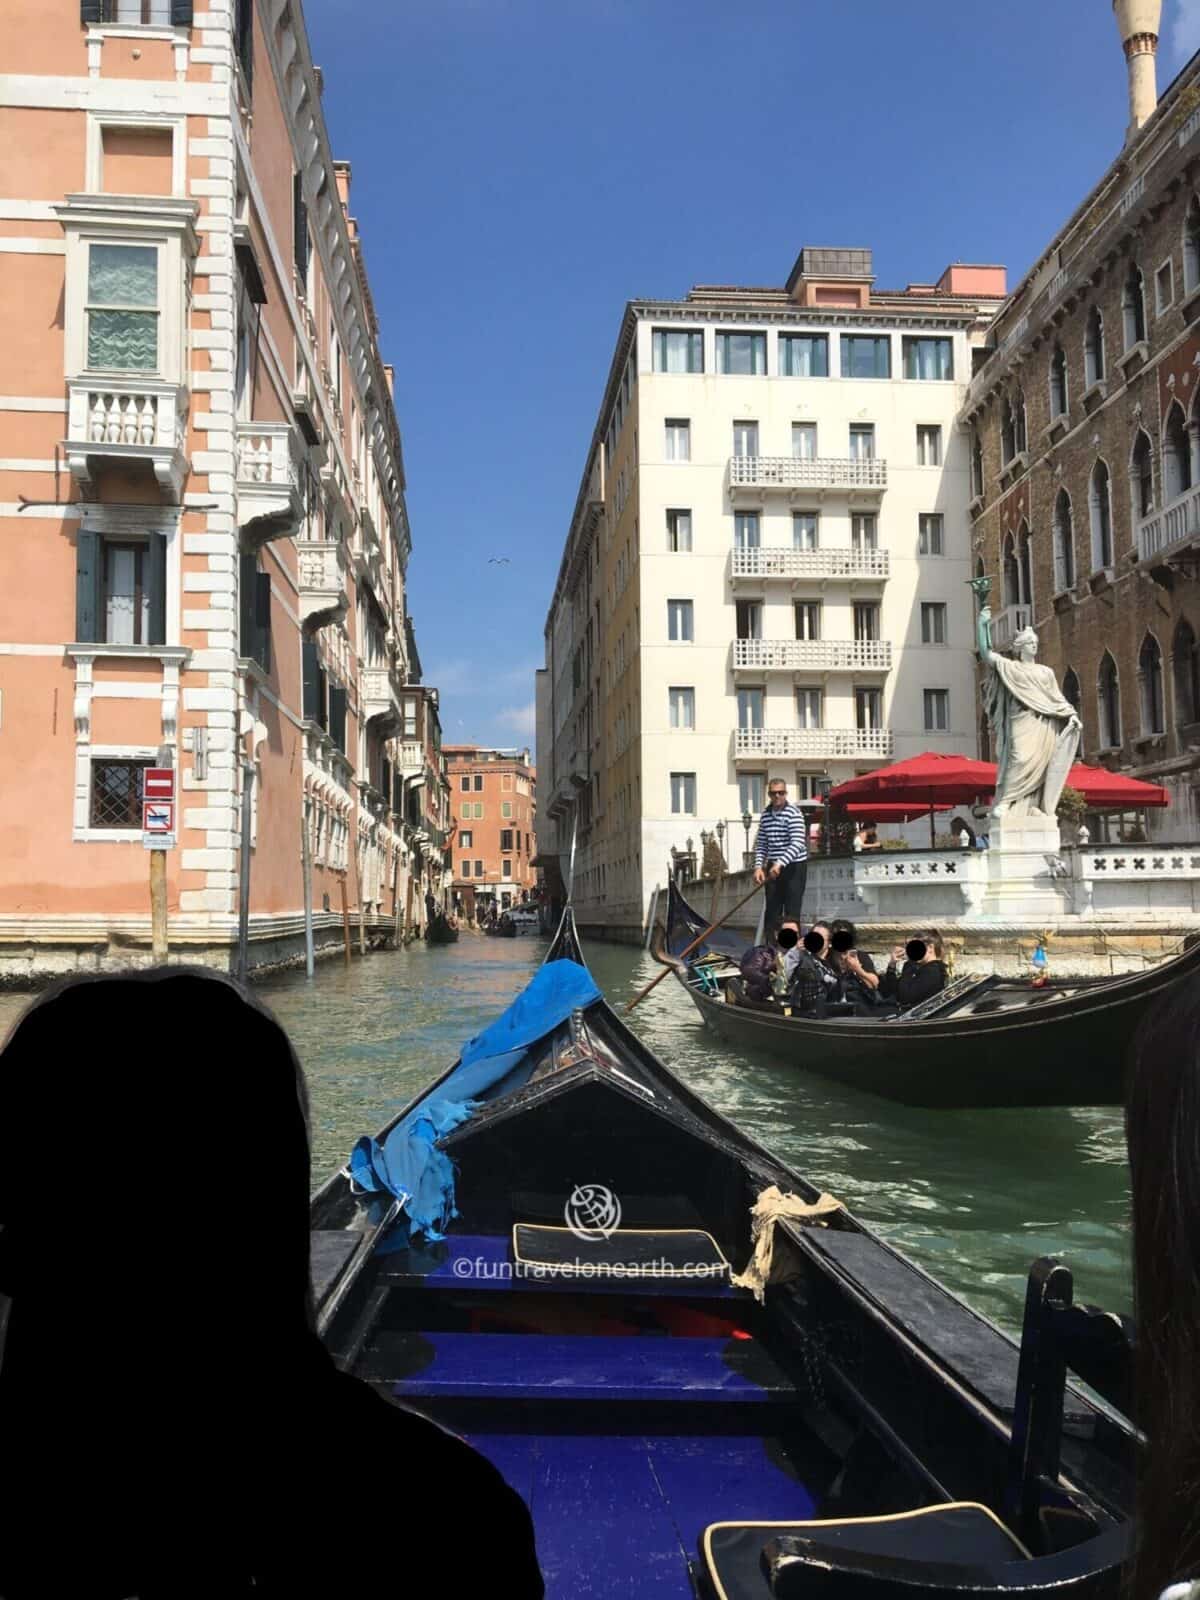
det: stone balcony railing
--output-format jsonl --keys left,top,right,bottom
{"left": 295, "top": 539, "right": 347, "bottom": 633}
{"left": 732, "top": 637, "right": 892, "bottom": 672}
{"left": 731, "top": 547, "right": 890, "bottom": 582}
{"left": 236, "top": 421, "right": 303, "bottom": 539}
{"left": 1138, "top": 483, "right": 1200, "bottom": 564}
{"left": 396, "top": 741, "right": 424, "bottom": 776}
{"left": 990, "top": 602, "right": 1032, "bottom": 652}
{"left": 361, "top": 664, "right": 404, "bottom": 729}
{"left": 65, "top": 377, "right": 189, "bottom": 501}
{"left": 733, "top": 726, "right": 894, "bottom": 761}
{"left": 729, "top": 455, "right": 888, "bottom": 494}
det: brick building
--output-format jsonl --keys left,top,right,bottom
{"left": 962, "top": 0, "right": 1200, "bottom": 839}
{"left": 445, "top": 745, "right": 536, "bottom": 915}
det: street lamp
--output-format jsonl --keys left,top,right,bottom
{"left": 741, "top": 809, "right": 753, "bottom": 870}
{"left": 715, "top": 819, "right": 725, "bottom": 857}
{"left": 816, "top": 776, "right": 833, "bottom": 856}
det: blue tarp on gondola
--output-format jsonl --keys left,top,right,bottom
{"left": 347, "top": 959, "right": 601, "bottom": 1240}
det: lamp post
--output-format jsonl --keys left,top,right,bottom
{"left": 817, "top": 776, "right": 833, "bottom": 857}
{"left": 715, "top": 818, "right": 725, "bottom": 860}
{"left": 741, "top": 809, "right": 753, "bottom": 870}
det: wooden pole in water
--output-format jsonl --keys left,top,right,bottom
{"left": 392, "top": 845, "right": 403, "bottom": 947}
{"left": 236, "top": 761, "right": 254, "bottom": 983}
{"left": 352, "top": 820, "right": 366, "bottom": 956}
{"left": 150, "top": 849, "right": 167, "bottom": 962}
{"left": 339, "top": 873, "right": 352, "bottom": 966}
{"left": 301, "top": 802, "right": 314, "bottom": 980}
{"left": 625, "top": 881, "right": 761, "bottom": 1013}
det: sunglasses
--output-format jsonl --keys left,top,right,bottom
{"left": 768, "top": 789, "right": 787, "bottom": 797}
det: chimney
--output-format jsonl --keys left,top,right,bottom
{"left": 1113, "top": 0, "right": 1162, "bottom": 139}
{"left": 333, "top": 159, "right": 352, "bottom": 211}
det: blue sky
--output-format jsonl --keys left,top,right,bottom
{"left": 303, "top": 0, "right": 1200, "bottom": 752}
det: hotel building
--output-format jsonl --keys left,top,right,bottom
{"left": 445, "top": 744, "right": 536, "bottom": 915}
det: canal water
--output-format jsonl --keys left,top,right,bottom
{"left": 0, "top": 933, "right": 1131, "bottom": 1333}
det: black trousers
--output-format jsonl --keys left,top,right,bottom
{"left": 763, "top": 860, "right": 808, "bottom": 931}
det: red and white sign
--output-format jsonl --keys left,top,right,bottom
{"left": 142, "top": 801, "right": 174, "bottom": 835}
{"left": 144, "top": 767, "right": 175, "bottom": 800}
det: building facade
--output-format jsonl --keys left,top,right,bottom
{"left": 962, "top": 0, "right": 1200, "bottom": 840}
{"left": 445, "top": 745, "right": 536, "bottom": 915}
{"left": 0, "top": 0, "right": 436, "bottom": 977}
{"left": 536, "top": 252, "right": 1005, "bottom": 939}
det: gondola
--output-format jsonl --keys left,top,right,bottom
{"left": 310, "top": 904, "right": 1134, "bottom": 1599}
{"left": 657, "top": 878, "right": 1200, "bottom": 1110}
{"left": 425, "top": 910, "right": 459, "bottom": 944}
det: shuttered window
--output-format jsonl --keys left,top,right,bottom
{"left": 292, "top": 172, "right": 309, "bottom": 286}
{"left": 238, "top": 552, "right": 271, "bottom": 672}
{"left": 302, "top": 638, "right": 327, "bottom": 728}
{"left": 75, "top": 530, "right": 166, "bottom": 645}
{"left": 328, "top": 684, "right": 347, "bottom": 753}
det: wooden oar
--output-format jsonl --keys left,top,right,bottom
{"left": 625, "top": 882, "right": 762, "bottom": 1013}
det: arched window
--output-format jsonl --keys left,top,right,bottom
{"left": 1053, "top": 489, "right": 1075, "bottom": 593}
{"left": 1185, "top": 194, "right": 1200, "bottom": 295}
{"left": 1139, "top": 633, "right": 1165, "bottom": 735}
{"left": 1002, "top": 532, "right": 1020, "bottom": 606}
{"left": 1098, "top": 652, "right": 1122, "bottom": 749}
{"left": 1014, "top": 389, "right": 1027, "bottom": 456}
{"left": 1001, "top": 398, "right": 1015, "bottom": 464}
{"left": 1050, "top": 343, "right": 1068, "bottom": 419}
{"left": 1123, "top": 261, "right": 1146, "bottom": 349}
{"left": 1131, "top": 428, "right": 1154, "bottom": 519}
{"left": 1164, "top": 404, "right": 1192, "bottom": 502}
{"left": 974, "top": 554, "right": 986, "bottom": 582}
{"left": 1063, "top": 666, "right": 1083, "bottom": 744}
{"left": 1174, "top": 618, "right": 1200, "bottom": 727}
{"left": 1085, "top": 305, "right": 1105, "bottom": 386}
{"left": 1017, "top": 521, "right": 1034, "bottom": 611}
{"left": 971, "top": 430, "right": 984, "bottom": 499}
{"left": 1090, "top": 459, "right": 1113, "bottom": 571}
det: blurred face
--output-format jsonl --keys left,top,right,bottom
{"left": 777, "top": 920, "right": 800, "bottom": 949}
{"left": 768, "top": 782, "right": 788, "bottom": 809}
{"left": 810, "top": 923, "right": 830, "bottom": 955}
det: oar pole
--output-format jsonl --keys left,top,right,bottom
{"left": 625, "top": 881, "right": 762, "bottom": 1013}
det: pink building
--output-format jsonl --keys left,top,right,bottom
{"left": 0, "top": 0, "right": 434, "bottom": 977}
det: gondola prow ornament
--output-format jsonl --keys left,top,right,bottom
{"left": 971, "top": 575, "right": 1081, "bottom": 820}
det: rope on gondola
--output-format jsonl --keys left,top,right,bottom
{"left": 731, "top": 1185, "right": 846, "bottom": 1303}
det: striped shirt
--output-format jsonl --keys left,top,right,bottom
{"left": 754, "top": 802, "right": 808, "bottom": 869}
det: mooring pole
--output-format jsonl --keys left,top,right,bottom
{"left": 301, "top": 802, "right": 314, "bottom": 979}
{"left": 236, "top": 760, "right": 254, "bottom": 983}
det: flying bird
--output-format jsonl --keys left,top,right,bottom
{"left": 488, "top": 556, "right": 511, "bottom": 565}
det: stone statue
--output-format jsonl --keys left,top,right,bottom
{"left": 972, "top": 577, "right": 1081, "bottom": 819}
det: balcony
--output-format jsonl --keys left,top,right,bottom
{"left": 396, "top": 741, "right": 424, "bottom": 776}
{"left": 1138, "top": 484, "right": 1200, "bottom": 567}
{"left": 729, "top": 455, "right": 887, "bottom": 499}
{"left": 731, "top": 547, "right": 890, "bottom": 584}
{"left": 65, "top": 378, "right": 189, "bottom": 501}
{"left": 734, "top": 727, "right": 895, "bottom": 762}
{"left": 361, "top": 664, "right": 404, "bottom": 730}
{"left": 732, "top": 638, "right": 892, "bottom": 673}
{"left": 989, "top": 603, "right": 1032, "bottom": 652}
{"left": 296, "top": 539, "right": 347, "bottom": 633}
{"left": 236, "top": 422, "right": 303, "bottom": 543}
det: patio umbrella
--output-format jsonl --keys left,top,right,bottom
{"left": 830, "top": 752, "right": 997, "bottom": 847}
{"left": 843, "top": 801, "right": 954, "bottom": 822}
{"left": 1063, "top": 763, "right": 1168, "bottom": 809}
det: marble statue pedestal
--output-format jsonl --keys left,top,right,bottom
{"left": 973, "top": 814, "right": 1070, "bottom": 923}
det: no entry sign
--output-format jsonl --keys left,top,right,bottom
{"left": 144, "top": 768, "right": 175, "bottom": 800}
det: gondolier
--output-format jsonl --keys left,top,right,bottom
{"left": 753, "top": 779, "right": 808, "bottom": 926}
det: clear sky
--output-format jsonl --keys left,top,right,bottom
{"left": 303, "top": 0, "right": 1200, "bottom": 753}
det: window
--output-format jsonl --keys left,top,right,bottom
{"left": 793, "top": 512, "right": 819, "bottom": 549}
{"left": 238, "top": 551, "right": 271, "bottom": 672}
{"left": 1090, "top": 460, "right": 1113, "bottom": 570}
{"left": 292, "top": 170, "right": 309, "bottom": 287}
{"left": 474, "top": 860, "right": 484, "bottom": 878}
{"left": 850, "top": 513, "right": 877, "bottom": 552}
{"left": 855, "top": 687, "right": 882, "bottom": 729}
{"left": 460, "top": 775, "right": 470, "bottom": 792}
{"left": 923, "top": 688, "right": 950, "bottom": 731}
{"left": 664, "top": 419, "right": 690, "bottom": 460}
{"left": 737, "top": 687, "right": 764, "bottom": 729}
{"left": 853, "top": 601, "right": 880, "bottom": 641}
{"left": 667, "top": 598, "right": 693, "bottom": 641}
{"left": 915, "top": 425, "right": 942, "bottom": 466}
{"left": 74, "top": 532, "right": 167, "bottom": 646}
{"left": 716, "top": 332, "right": 766, "bottom": 375}
{"left": 501, "top": 801, "right": 513, "bottom": 818}
{"left": 459, "top": 830, "right": 473, "bottom": 848}
{"left": 918, "top": 514, "right": 944, "bottom": 556}
{"left": 1156, "top": 260, "right": 1174, "bottom": 315}
{"left": 1049, "top": 344, "right": 1068, "bottom": 419}
{"left": 473, "top": 774, "right": 483, "bottom": 791}
{"left": 1001, "top": 390, "right": 1027, "bottom": 464}
{"left": 791, "top": 422, "right": 817, "bottom": 459}
{"left": 796, "top": 688, "right": 823, "bottom": 728}
{"left": 500, "top": 829, "right": 514, "bottom": 852}
{"left": 666, "top": 509, "right": 692, "bottom": 552}
{"left": 669, "top": 686, "right": 695, "bottom": 729}
{"left": 1098, "top": 652, "right": 1121, "bottom": 748}
{"left": 460, "top": 859, "right": 471, "bottom": 879}
{"left": 902, "top": 337, "right": 953, "bottom": 380}
{"left": 794, "top": 600, "right": 821, "bottom": 639}
{"left": 402, "top": 696, "right": 418, "bottom": 738}
{"left": 735, "top": 600, "right": 762, "bottom": 640}
{"left": 1174, "top": 619, "right": 1200, "bottom": 726}
{"left": 1186, "top": 196, "right": 1200, "bottom": 294}
{"left": 734, "top": 512, "right": 760, "bottom": 550}
{"left": 670, "top": 772, "right": 697, "bottom": 815}
{"left": 89, "top": 757, "right": 151, "bottom": 830}
{"left": 732, "top": 421, "right": 759, "bottom": 457}
{"left": 653, "top": 329, "right": 703, "bottom": 373}
{"left": 840, "top": 335, "right": 891, "bottom": 379}
{"left": 1053, "top": 489, "right": 1075, "bottom": 592}
{"left": 1163, "top": 406, "right": 1191, "bottom": 502}
{"left": 1063, "top": 668, "right": 1081, "bottom": 718}
{"left": 848, "top": 424, "right": 875, "bottom": 460}
{"left": 780, "top": 334, "right": 829, "bottom": 377}
{"left": 738, "top": 773, "right": 766, "bottom": 815}
{"left": 971, "top": 430, "right": 984, "bottom": 499}
{"left": 502, "top": 860, "right": 512, "bottom": 879}
{"left": 1085, "top": 306, "right": 1105, "bottom": 386}
{"left": 1017, "top": 523, "right": 1034, "bottom": 611}
{"left": 460, "top": 801, "right": 472, "bottom": 820}
{"left": 502, "top": 773, "right": 514, "bottom": 790}
{"left": 1140, "top": 634, "right": 1165, "bottom": 735}
{"left": 920, "top": 602, "right": 947, "bottom": 644}
{"left": 87, "top": 242, "right": 158, "bottom": 371}
{"left": 1123, "top": 262, "right": 1146, "bottom": 349}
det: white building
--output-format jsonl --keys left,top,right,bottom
{"left": 537, "top": 248, "right": 1007, "bottom": 940}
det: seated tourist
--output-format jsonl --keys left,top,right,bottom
{"left": 738, "top": 943, "right": 781, "bottom": 1005}
{"left": 828, "top": 919, "right": 889, "bottom": 1012}
{"left": 859, "top": 826, "right": 882, "bottom": 852}
{"left": 774, "top": 920, "right": 803, "bottom": 984}
{"left": 879, "top": 930, "right": 948, "bottom": 1009}
{"left": 787, "top": 923, "right": 841, "bottom": 1015}
{"left": 949, "top": 815, "right": 976, "bottom": 849}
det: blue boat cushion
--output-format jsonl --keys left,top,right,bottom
{"left": 702, "top": 1504, "right": 1028, "bottom": 1600}
{"left": 512, "top": 1224, "right": 729, "bottom": 1277}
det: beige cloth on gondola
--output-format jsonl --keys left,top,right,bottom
{"left": 731, "top": 1185, "right": 845, "bottom": 1303}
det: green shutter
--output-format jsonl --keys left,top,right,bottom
{"left": 328, "top": 685, "right": 347, "bottom": 752}
{"left": 169, "top": 0, "right": 193, "bottom": 23}
{"left": 302, "top": 639, "right": 321, "bottom": 723}
{"left": 255, "top": 571, "right": 271, "bottom": 673}
{"left": 80, "top": 0, "right": 103, "bottom": 22}
{"left": 239, "top": 550, "right": 255, "bottom": 659}
{"left": 236, "top": 0, "right": 253, "bottom": 92}
{"left": 146, "top": 534, "right": 166, "bottom": 646}
{"left": 75, "top": 530, "right": 100, "bottom": 643}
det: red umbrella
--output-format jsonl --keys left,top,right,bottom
{"left": 843, "top": 801, "right": 954, "bottom": 822}
{"left": 1064, "top": 763, "right": 1168, "bottom": 808}
{"left": 830, "top": 752, "right": 996, "bottom": 847}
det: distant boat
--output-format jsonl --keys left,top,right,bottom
{"left": 424, "top": 910, "right": 459, "bottom": 945}
{"left": 508, "top": 907, "right": 539, "bottom": 935}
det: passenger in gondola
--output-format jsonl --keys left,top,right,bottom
{"left": 827, "top": 919, "right": 892, "bottom": 1014}
{"left": 0, "top": 970, "right": 544, "bottom": 1599}
{"left": 774, "top": 919, "right": 803, "bottom": 983}
{"left": 879, "top": 930, "right": 948, "bottom": 1010}
{"left": 786, "top": 923, "right": 841, "bottom": 1015}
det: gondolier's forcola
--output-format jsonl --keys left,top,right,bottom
{"left": 564, "top": 1183, "right": 622, "bottom": 1241}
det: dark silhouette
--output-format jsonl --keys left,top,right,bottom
{"left": 1126, "top": 983, "right": 1200, "bottom": 1600}
{"left": 0, "top": 968, "right": 542, "bottom": 1598}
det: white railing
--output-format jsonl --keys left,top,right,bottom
{"left": 990, "top": 603, "right": 1033, "bottom": 651}
{"left": 236, "top": 422, "right": 298, "bottom": 489}
{"left": 361, "top": 666, "right": 401, "bottom": 718}
{"left": 1048, "top": 268, "right": 1069, "bottom": 302}
{"left": 731, "top": 547, "right": 890, "bottom": 581}
{"left": 397, "top": 741, "right": 424, "bottom": 774}
{"left": 1138, "top": 484, "right": 1200, "bottom": 562}
{"left": 1078, "top": 846, "right": 1200, "bottom": 879}
{"left": 729, "top": 455, "right": 888, "bottom": 491}
{"left": 733, "top": 727, "right": 894, "bottom": 760}
{"left": 295, "top": 540, "right": 340, "bottom": 593}
{"left": 1119, "top": 174, "right": 1146, "bottom": 216}
{"left": 70, "top": 380, "right": 184, "bottom": 451}
{"left": 733, "top": 638, "right": 892, "bottom": 672}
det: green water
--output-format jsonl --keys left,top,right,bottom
{"left": 0, "top": 935, "right": 1130, "bottom": 1333}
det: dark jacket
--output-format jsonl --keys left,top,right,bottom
{"left": 879, "top": 957, "right": 948, "bottom": 1009}
{"left": 788, "top": 950, "right": 840, "bottom": 1013}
